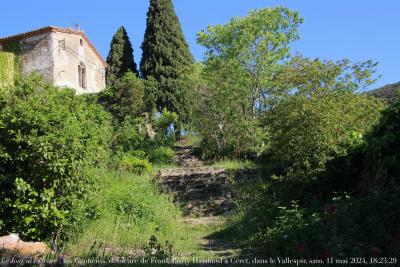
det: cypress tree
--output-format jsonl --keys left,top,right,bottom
{"left": 140, "top": 0, "right": 194, "bottom": 116}
{"left": 106, "top": 26, "right": 138, "bottom": 85}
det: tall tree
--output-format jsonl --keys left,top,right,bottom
{"left": 140, "top": 0, "right": 194, "bottom": 119}
{"left": 106, "top": 26, "right": 138, "bottom": 85}
{"left": 193, "top": 7, "right": 303, "bottom": 157}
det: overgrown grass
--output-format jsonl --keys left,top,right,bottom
{"left": 65, "top": 169, "right": 178, "bottom": 257}
{"left": 210, "top": 160, "right": 259, "bottom": 170}
{"left": 217, "top": 175, "right": 400, "bottom": 259}
{"left": 63, "top": 168, "right": 224, "bottom": 259}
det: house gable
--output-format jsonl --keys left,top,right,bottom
{"left": 0, "top": 26, "right": 106, "bottom": 94}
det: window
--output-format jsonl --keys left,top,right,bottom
{"left": 58, "top": 39, "right": 65, "bottom": 50}
{"left": 80, "top": 39, "right": 83, "bottom": 46}
{"left": 78, "top": 63, "right": 87, "bottom": 89}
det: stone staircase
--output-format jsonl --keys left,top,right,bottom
{"left": 156, "top": 145, "right": 234, "bottom": 216}
{"left": 174, "top": 145, "right": 204, "bottom": 167}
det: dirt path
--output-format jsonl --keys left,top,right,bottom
{"left": 157, "top": 143, "right": 240, "bottom": 259}
{"left": 180, "top": 216, "right": 239, "bottom": 258}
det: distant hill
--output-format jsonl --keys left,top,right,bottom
{"left": 367, "top": 82, "right": 400, "bottom": 104}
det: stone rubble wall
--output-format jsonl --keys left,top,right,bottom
{"left": 157, "top": 167, "right": 268, "bottom": 216}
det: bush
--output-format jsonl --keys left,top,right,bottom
{"left": 0, "top": 75, "right": 112, "bottom": 241}
{"left": 113, "top": 116, "right": 147, "bottom": 153}
{"left": 148, "top": 147, "right": 175, "bottom": 164}
{"left": 153, "top": 108, "right": 178, "bottom": 147}
{"left": 361, "top": 100, "right": 400, "bottom": 193}
{"left": 98, "top": 72, "right": 144, "bottom": 122}
{"left": 119, "top": 155, "right": 152, "bottom": 175}
{"left": 226, "top": 173, "right": 400, "bottom": 259}
{"left": 267, "top": 92, "right": 384, "bottom": 180}
{"left": 113, "top": 111, "right": 177, "bottom": 158}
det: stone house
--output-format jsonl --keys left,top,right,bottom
{"left": 0, "top": 26, "right": 107, "bottom": 94}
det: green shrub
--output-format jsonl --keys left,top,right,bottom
{"left": 148, "top": 147, "right": 175, "bottom": 164}
{"left": 0, "top": 74, "right": 112, "bottom": 241}
{"left": 130, "top": 150, "right": 147, "bottom": 159}
{"left": 113, "top": 116, "right": 147, "bottom": 153}
{"left": 227, "top": 175, "right": 400, "bottom": 259}
{"left": 361, "top": 100, "right": 400, "bottom": 192}
{"left": 98, "top": 72, "right": 144, "bottom": 122}
{"left": 153, "top": 108, "right": 178, "bottom": 147}
{"left": 267, "top": 93, "right": 384, "bottom": 180}
{"left": 119, "top": 155, "right": 152, "bottom": 175}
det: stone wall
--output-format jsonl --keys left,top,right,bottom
{"left": 157, "top": 167, "right": 269, "bottom": 216}
{"left": 19, "top": 33, "right": 54, "bottom": 84}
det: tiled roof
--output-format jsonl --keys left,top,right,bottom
{"left": 0, "top": 26, "right": 107, "bottom": 67}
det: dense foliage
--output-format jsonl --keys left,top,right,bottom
{"left": 189, "top": 7, "right": 399, "bottom": 261}
{"left": 118, "top": 155, "right": 152, "bottom": 175}
{"left": 140, "top": 0, "right": 194, "bottom": 126}
{"left": 266, "top": 57, "right": 385, "bottom": 180}
{"left": 112, "top": 108, "right": 177, "bottom": 161}
{"left": 99, "top": 72, "right": 144, "bottom": 122}
{"left": 194, "top": 7, "right": 303, "bottom": 158}
{"left": 0, "top": 75, "right": 112, "bottom": 241}
{"left": 106, "top": 26, "right": 138, "bottom": 85}
{"left": 0, "top": 4, "right": 398, "bottom": 262}
{"left": 228, "top": 183, "right": 400, "bottom": 259}
{"left": 361, "top": 100, "right": 400, "bottom": 193}
{"left": 225, "top": 99, "right": 399, "bottom": 259}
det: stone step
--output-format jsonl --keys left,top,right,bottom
{"left": 157, "top": 169, "right": 234, "bottom": 215}
{"left": 158, "top": 167, "right": 225, "bottom": 177}
{"left": 173, "top": 145, "right": 195, "bottom": 150}
{"left": 181, "top": 198, "right": 235, "bottom": 216}
{"left": 160, "top": 173, "right": 229, "bottom": 184}
{"left": 156, "top": 144, "right": 237, "bottom": 216}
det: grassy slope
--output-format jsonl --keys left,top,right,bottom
{"left": 64, "top": 168, "right": 226, "bottom": 259}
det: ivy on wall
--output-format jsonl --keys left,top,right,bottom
{"left": 0, "top": 40, "right": 21, "bottom": 89}
{"left": 0, "top": 52, "right": 15, "bottom": 88}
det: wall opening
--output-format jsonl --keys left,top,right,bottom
{"left": 78, "top": 62, "right": 87, "bottom": 89}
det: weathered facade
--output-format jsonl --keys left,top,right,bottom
{"left": 0, "top": 26, "right": 107, "bottom": 94}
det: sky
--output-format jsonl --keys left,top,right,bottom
{"left": 0, "top": 0, "right": 398, "bottom": 89}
